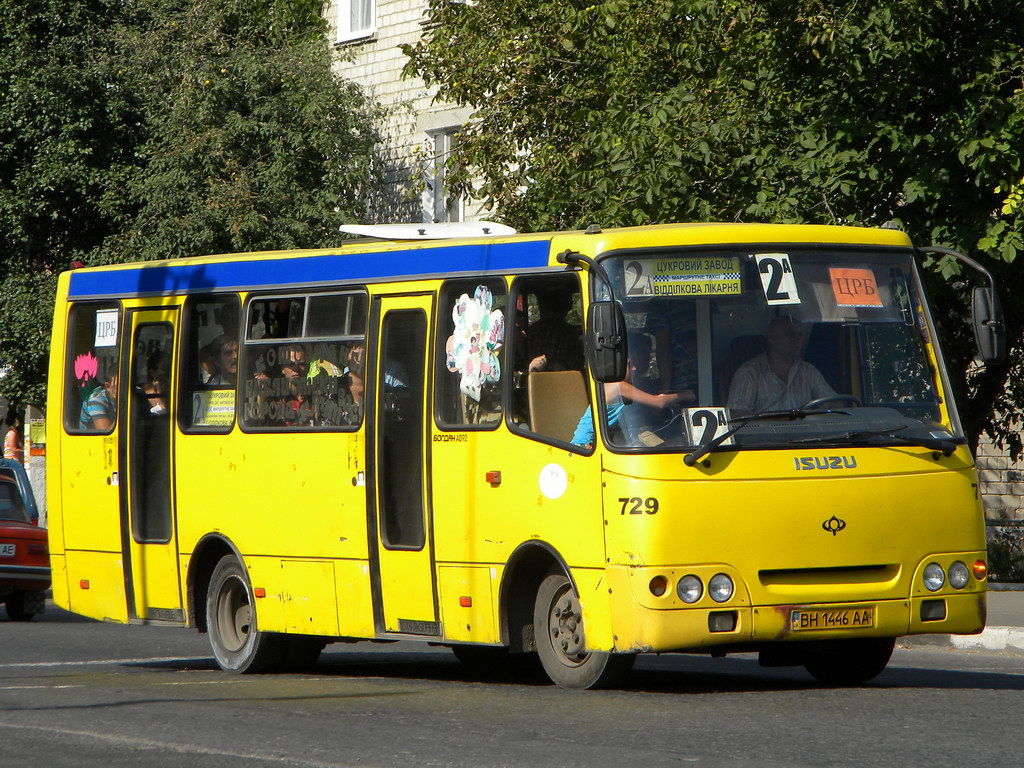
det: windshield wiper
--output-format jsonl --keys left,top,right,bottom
{"left": 683, "top": 408, "right": 851, "bottom": 466}
{"left": 795, "top": 425, "right": 960, "bottom": 456}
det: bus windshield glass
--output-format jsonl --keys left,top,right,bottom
{"left": 599, "top": 247, "right": 959, "bottom": 453}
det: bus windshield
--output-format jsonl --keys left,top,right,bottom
{"left": 600, "top": 247, "right": 959, "bottom": 453}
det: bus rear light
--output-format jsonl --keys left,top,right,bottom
{"left": 973, "top": 560, "right": 988, "bottom": 580}
{"left": 649, "top": 576, "right": 668, "bottom": 597}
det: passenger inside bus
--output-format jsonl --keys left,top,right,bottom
{"left": 79, "top": 373, "right": 118, "bottom": 431}
{"left": 726, "top": 316, "right": 836, "bottom": 415}
{"left": 140, "top": 351, "right": 170, "bottom": 416}
{"left": 525, "top": 287, "right": 584, "bottom": 373}
{"left": 204, "top": 336, "right": 239, "bottom": 387}
{"left": 571, "top": 332, "right": 685, "bottom": 449}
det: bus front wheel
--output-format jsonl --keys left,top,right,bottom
{"left": 802, "top": 637, "right": 895, "bottom": 685}
{"left": 533, "top": 571, "right": 634, "bottom": 689}
{"left": 206, "top": 555, "right": 287, "bottom": 673}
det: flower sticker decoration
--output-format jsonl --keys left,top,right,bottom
{"left": 446, "top": 286, "right": 504, "bottom": 402}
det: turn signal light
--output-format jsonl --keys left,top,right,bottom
{"left": 649, "top": 575, "right": 668, "bottom": 597}
{"left": 973, "top": 560, "right": 988, "bottom": 580}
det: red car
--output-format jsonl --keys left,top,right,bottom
{"left": 0, "top": 458, "right": 49, "bottom": 621}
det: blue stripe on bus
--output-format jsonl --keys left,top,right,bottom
{"left": 68, "top": 240, "right": 552, "bottom": 298}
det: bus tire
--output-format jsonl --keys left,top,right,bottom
{"left": 802, "top": 637, "right": 895, "bottom": 685}
{"left": 533, "top": 571, "right": 634, "bottom": 689}
{"left": 5, "top": 592, "right": 37, "bottom": 621}
{"left": 206, "top": 555, "right": 286, "bottom": 673}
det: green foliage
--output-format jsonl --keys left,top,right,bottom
{"left": 406, "top": 0, "right": 1024, "bottom": 452}
{"left": 0, "top": 0, "right": 135, "bottom": 407}
{"left": 0, "top": 0, "right": 382, "bottom": 408}
{"left": 97, "top": 0, "right": 381, "bottom": 262}
{"left": 987, "top": 526, "right": 1024, "bottom": 583}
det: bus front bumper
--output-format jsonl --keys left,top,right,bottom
{"left": 601, "top": 568, "right": 986, "bottom": 654}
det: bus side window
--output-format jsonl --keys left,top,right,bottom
{"left": 180, "top": 295, "right": 240, "bottom": 432}
{"left": 241, "top": 291, "right": 367, "bottom": 430}
{"left": 437, "top": 278, "right": 507, "bottom": 429}
{"left": 65, "top": 303, "right": 121, "bottom": 434}
{"left": 509, "top": 274, "right": 590, "bottom": 444}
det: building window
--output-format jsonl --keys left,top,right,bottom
{"left": 336, "top": 0, "right": 376, "bottom": 43}
{"left": 424, "top": 128, "right": 463, "bottom": 223}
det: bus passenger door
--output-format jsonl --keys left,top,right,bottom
{"left": 368, "top": 295, "right": 438, "bottom": 636}
{"left": 123, "top": 309, "right": 182, "bottom": 622}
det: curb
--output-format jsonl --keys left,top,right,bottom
{"left": 900, "top": 626, "right": 1024, "bottom": 656}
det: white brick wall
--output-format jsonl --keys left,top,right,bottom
{"left": 325, "top": 0, "right": 480, "bottom": 223}
{"left": 976, "top": 431, "right": 1024, "bottom": 521}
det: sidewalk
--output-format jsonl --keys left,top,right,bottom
{"left": 900, "top": 584, "right": 1024, "bottom": 655}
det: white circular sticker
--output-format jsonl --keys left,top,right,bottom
{"left": 539, "top": 463, "right": 568, "bottom": 500}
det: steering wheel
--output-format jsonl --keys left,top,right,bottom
{"left": 801, "top": 394, "right": 862, "bottom": 409}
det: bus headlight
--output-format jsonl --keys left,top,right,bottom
{"left": 677, "top": 575, "right": 703, "bottom": 604}
{"left": 708, "top": 573, "right": 734, "bottom": 603}
{"left": 923, "top": 562, "right": 945, "bottom": 592}
{"left": 948, "top": 561, "right": 970, "bottom": 589}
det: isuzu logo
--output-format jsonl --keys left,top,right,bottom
{"left": 794, "top": 455, "right": 857, "bottom": 470}
{"left": 822, "top": 516, "right": 847, "bottom": 536}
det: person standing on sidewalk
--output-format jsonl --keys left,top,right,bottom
{"left": 3, "top": 415, "right": 24, "bottom": 465}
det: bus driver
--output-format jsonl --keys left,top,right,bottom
{"left": 727, "top": 316, "right": 836, "bottom": 415}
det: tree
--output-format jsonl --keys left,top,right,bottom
{"left": 405, "top": 0, "right": 1024, "bottom": 453}
{"left": 0, "top": 0, "right": 137, "bottom": 408}
{"left": 0, "top": 0, "right": 382, "bottom": 409}
{"left": 97, "top": 0, "right": 382, "bottom": 263}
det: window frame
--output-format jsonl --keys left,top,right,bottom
{"left": 239, "top": 288, "right": 369, "bottom": 433}
{"left": 505, "top": 272, "right": 592, "bottom": 453}
{"left": 433, "top": 277, "right": 508, "bottom": 432}
{"left": 178, "top": 293, "right": 241, "bottom": 435}
{"left": 335, "top": 0, "right": 376, "bottom": 43}
{"left": 64, "top": 301, "right": 123, "bottom": 435}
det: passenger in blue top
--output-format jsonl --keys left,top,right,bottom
{"left": 80, "top": 374, "right": 118, "bottom": 431}
{"left": 572, "top": 332, "right": 690, "bottom": 448}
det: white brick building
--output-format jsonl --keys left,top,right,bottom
{"left": 324, "top": 0, "right": 479, "bottom": 224}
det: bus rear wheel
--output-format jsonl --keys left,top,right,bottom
{"left": 206, "top": 555, "right": 287, "bottom": 673}
{"left": 802, "top": 637, "right": 895, "bottom": 685}
{"left": 5, "top": 591, "right": 41, "bottom": 621}
{"left": 533, "top": 571, "right": 634, "bottom": 689}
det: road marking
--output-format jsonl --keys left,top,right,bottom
{"left": 0, "top": 722, "right": 372, "bottom": 768}
{"left": 0, "top": 656, "right": 212, "bottom": 669}
{"left": 0, "top": 685, "right": 82, "bottom": 690}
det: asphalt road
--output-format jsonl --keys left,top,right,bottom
{"left": 1, "top": 603, "right": 1023, "bottom": 768}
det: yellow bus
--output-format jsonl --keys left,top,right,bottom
{"left": 46, "top": 221, "right": 1004, "bottom": 688}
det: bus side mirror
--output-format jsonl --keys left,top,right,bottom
{"left": 586, "top": 301, "right": 627, "bottom": 382}
{"left": 972, "top": 285, "right": 1006, "bottom": 365}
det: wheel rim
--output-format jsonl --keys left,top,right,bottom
{"left": 215, "top": 575, "right": 252, "bottom": 653}
{"left": 546, "top": 584, "right": 587, "bottom": 667}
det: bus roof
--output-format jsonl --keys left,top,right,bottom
{"left": 63, "top": 222, "right": 914, "bottom": 300}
